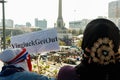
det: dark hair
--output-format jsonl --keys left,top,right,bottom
{"left": 82, "top": 18, "right": 120, "bottom": 53}
{"left": 75, "top": 18, "right": 120, "bottom": 80}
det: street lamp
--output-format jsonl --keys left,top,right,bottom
{"left": 0, "top": 0, "right": 6, "bottom": 50}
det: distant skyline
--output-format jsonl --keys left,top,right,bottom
{"left": 0, "top": 0, "right": 114, "bottom": 28}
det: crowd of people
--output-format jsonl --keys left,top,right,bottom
{"left": 0, "top": 18, "right": 120, "bottom": 80}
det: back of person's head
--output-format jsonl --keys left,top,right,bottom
{"left": 82, "top": 18, "right": 120, "bottom": 53}
{"left": 57, "top": 65, "right": 79, "bottom": 80}
{"left": 77, "top": 18, "right": 120, "bottom": 80}
{"left": 81, "top": 18, "right": 120, "bottom": 64}
{"left": 0, "top": 48, "right": 32, "bottom": 71}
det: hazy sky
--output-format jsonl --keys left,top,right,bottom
{"left": 0, "top": 0, "right": 114, "bottom": 28}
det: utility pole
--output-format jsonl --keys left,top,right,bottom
{"left": 0, "top": 0, "right": 6, "bottom": 50}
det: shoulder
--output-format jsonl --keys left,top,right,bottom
{"left": 13, "top": 71, "right": 49, "bottom": 80}
{"left": 75, "top": 62, "right": 120, "bottom": 79}
{"left": 58, "top": 65, "right": 75, "bottom": 75}
{"left": 57, "top": 65, "right": 79, "bottom": 80}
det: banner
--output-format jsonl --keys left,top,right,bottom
{"left": 11, "top": 28, "right": 60, "bottom": 54}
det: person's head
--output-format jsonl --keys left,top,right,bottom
{"left": 0, "top": 48, "right": 32, "bottom": 71}
{"left": 57, "top": 65, "right": 79, "bottom": 80}
{"left": 81, "top": 18, "right": 120, "bottom": 65}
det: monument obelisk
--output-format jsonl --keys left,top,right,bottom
{"left": 55, "top": 0, "right": 72, "bottom": 41}
{"left": 56, "top": 0, "right": 65, "bottom": 29}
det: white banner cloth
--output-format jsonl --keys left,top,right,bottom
{"left": 11, "top": 28, "right": 60, "bottom": 54}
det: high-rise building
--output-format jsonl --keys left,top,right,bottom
{"left": 35, "top": 18, "right": 47, "bottom": 30}
{"left": 108, "top": 0, "right": 120, "bottom": 18}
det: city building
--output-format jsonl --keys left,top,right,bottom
{"left": 26, "top": 22, "right": 31, "bottom": 27}
{"left": 108, "top": 0, "right": 120, "bottom": 19}
{"left": 69, "top": 19, "right": 91, "bottom": 31}
{"left": 0, "top": 19, "right": 14, "bottom": 28}
{"left": 108, "top": 0, "right": 120, "bottom": 29}
{"left": 69, "top": 21, "right": 81, "bottom": 31}
{"left": 34, "top": 18, "right": 47, "bottom": 30}
{"left": 109, "top": 18, "right": 120, "bottom": 29}
{"left": 15, "top": 24, "right": 25, "bottom": 28}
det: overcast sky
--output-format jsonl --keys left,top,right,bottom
{"left": 0, "top": 0, "right": 114, "bottom": 28}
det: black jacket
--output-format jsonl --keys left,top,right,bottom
{"left": 75, "top": 60, "right": 120, "bottom": 80}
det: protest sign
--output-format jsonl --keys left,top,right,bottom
{"left": 11, "top": 28, "right": 60, "bottom": 54}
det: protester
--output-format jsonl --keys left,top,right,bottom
{"left": 0, "top": 48, "right": 50, "bottom": 80}
{"left": 57, "top": 18, "right": 120, "bottom": 80}
{"left": 57, "top": 65, "right": 79, "bottom": 80}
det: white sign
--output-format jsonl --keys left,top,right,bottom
{"left": 11, "top": 28, "right": 60, "bottom": 54}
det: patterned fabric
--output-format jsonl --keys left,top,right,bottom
{"left": 0, "top": 48, "right": 49, "bottom": 80}
{"left": 7, "top": 48, "right": 28, "bottom": 64}
{"left": 83, "top": 37, "right": 120, "bottom": 65}
{"left": 0, "top": 48, "right": 32, "bottom": 71}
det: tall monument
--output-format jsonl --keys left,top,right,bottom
{"left": 56, "top": 0, "right": 65, "bottom": 29}
{"left": 55, "top": 0, "right": 72, "bottom": 42}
